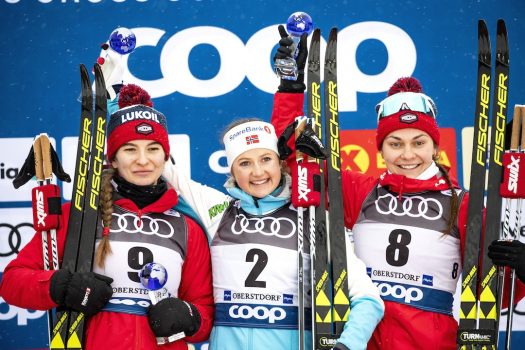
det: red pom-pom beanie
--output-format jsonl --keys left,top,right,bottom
{"left": 106, "top": 84, "right": 170, "bottom": 161}
{"left": 375, "top": 77, "right": 440, "bottom": 149}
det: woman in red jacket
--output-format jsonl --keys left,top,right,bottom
{"left": 0, "top": 85, "right": 214, "bottom": 349}
{"left": 272, "top": 30, "right": 472, "bottom": 348}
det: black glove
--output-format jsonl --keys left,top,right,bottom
{"left": 488, "top": 239, "right": 525, "bottom": 283}
{"left": 333, "top": 343, "right": 349, "bottom": 350}
{"left": 274, "top": 24, "right": 308, "bottom": 93}
{"left": 147, "top": 297, "right": 201, "bottom": 337}
{"left": 50, "top": 269, "right": 113, "bottom": 317}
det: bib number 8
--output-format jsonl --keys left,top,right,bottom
{"left": 386, "top": 229, "right": 411, "bottom": 267}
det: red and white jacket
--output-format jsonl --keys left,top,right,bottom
{"left": 0, "top": 187, "right": 214, "bottom": 350}
{"left": 271, "top": 91, "right": 525, "bottom": 350}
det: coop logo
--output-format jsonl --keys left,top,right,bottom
{"left": 229, "top": 305, "right": 286, "bottom": 324}
{"left": 102, "top": 23, "right": 416, "bottom": 114}
{"left": 374, "top": 282, "right": 423, "bottom": 304}
{"left": 0, "top": 298, "right": 45, "bottom": 326}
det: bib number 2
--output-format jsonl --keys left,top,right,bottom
{"left": 245, "top": 248, "right": 268, "bottom": 288}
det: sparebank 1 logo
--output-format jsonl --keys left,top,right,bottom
{"left": 115, "top": 22, "right": 417, "bottom": 113}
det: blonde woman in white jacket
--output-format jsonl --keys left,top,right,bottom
{"left": 163, "top": 117, "right": 384, "bottom": 350}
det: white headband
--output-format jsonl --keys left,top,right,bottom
{"left": 223, "top": 121, "right": 279, "bottom": 168}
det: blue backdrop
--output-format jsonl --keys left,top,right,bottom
{"left": 1, "top": 0, "right": 525, "bottom": 349}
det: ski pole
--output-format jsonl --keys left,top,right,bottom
{"left": 498, "top": 105, "right": 525, "bottom": 349}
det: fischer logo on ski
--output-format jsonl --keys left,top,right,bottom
{"left": 74, "top": 118, "right": 92, "bottom": 211}
{"left": 457, "top": 19, "right": 509, "bottom": 349}
{"left": 475, "top": 74, "right": 490, "bottom": 166}
{"left": 51, "top": 63, "right": 107, "bottom": 350}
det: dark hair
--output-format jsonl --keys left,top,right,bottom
{"left": 435, "top": 157, "right": 459, "bottom": 235}
{"left": 95, "top": 168, "right": 115, "bottom": 268}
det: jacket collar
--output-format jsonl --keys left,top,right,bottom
{"left": 114, "top": 187, "right": 179, "bottom": 214}
{"left": 378, "top": 162, "right": 457, "bottom": 199}
{"left": 224, "top": 174, "right": 291, "bottom": 215}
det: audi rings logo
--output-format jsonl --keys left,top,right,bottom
{"left": 375, "top": 193, "right": 443, "bottom": 220}
{"left": 229, "top": 305, "right": 286, "bottom": 324}
{"left": 111, "top": 212, "right": 175, "bottom": 238}
{"left": 231, "top": 214, "right": 295, "bottom": 238}
{"left": 0, "top": 222, "right": 32, "bottom": 257}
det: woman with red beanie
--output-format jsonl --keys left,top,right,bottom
{"left": 270, "top": 27, "right": 474, "bottom": 348}
{"left": 273, "top": 75, "right": 467, "bottom": 350}
{"left": 0, "top": 84, "right": 214, "bottom": 349}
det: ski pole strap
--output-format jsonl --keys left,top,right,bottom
{"left": 31, "top": 184, "right": 62, "bottom": 231}
{"left": 277, "top": 119, "right": 298, "bottom": 160}
{"left": 49, "top": 144, "right": 71, "bottom": 183}
{"left": 12, "top": 145, "right": 37, "bottom": 189}
{"left": 291, "top": 161, "right": 321, "bottom": 208}
{"left": 296, "top": 121, "right": 327, "bottom": 159}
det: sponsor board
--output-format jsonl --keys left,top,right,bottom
{"left": 0, "top": 138, "right": 56, "bottom": 202}
{"left": 0, "top": 136, "right": 189, "bottom": 202}
{"left": 340, "top": 128, "right": 457, "bottom": 179}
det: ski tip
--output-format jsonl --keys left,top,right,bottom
{"left": 93, "top": 62, "right": 102, "bottom": 77}
{"left": 496, "top": 18, "right": 507, "bottom": 40}
{"left": 478, "top": 19, "right": 488, "bottom": 30}
{"left": 80, "top": 64, "right": 92, "bottom": 99}
{"left": 308, "top": 29, "right": 321, "bottom": 63}
{"left": 477, "top": 20, "right": 491, "bottom": 65}
{"left": 496, "top": 18, "right": 506, "bottom": 31}
{"left": 328, "top": 27, "right": 337, "bottom": 40}
{"left": 496, "top": 19, "right": 509, "bottom": 65}
{"left": 80, "top": 64, "right": 89, "bottom": 78}
{"left": 312, "top": 28, "right": 321, "bottom": 40}
{"left": 93, "top": 63, "right": 106, "bottom": 89}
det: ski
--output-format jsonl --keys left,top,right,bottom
{"left": 477, "top": 19, "right": 509, "bottom": 350}
{"left": 294, "top": 116, "right": 308, "bottom": 350}
{"left": 50, "top": 64, "right": 107, "bottom": 350}
{"left": 323, "top": 27, "right": 350, "bottom": 343}
{"left": 457, "top": 19, "right": 492, "bottom": 350}
{"left": 33, "top": 134, "right": 60, "bottom": 346}
{"left": 306, "top": 28, "right": 333, "bottom": 350}
{"left": 50, "top": 65, "right": 93, "bottom": 349}
{"left": 499, "top": 106, "right": 525, "bottom": 350}
{"left": 457, "top": 19, "right": 511, "bottom": 349}
{"left": 306, "top": 29, "right": 332, "bottom": 349}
